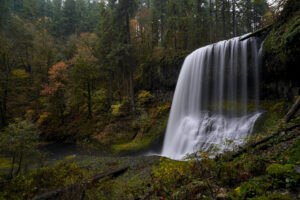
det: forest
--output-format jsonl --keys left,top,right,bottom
{"left": 0, "top": 0, "right": 299, "bottom": 199}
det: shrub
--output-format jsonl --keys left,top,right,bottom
{"left": 266, "top": 164, "right": 299, "bottom": 189}
{"left": 137, "top": 90, "right": 153, "bottom": 107}
{"left": 111, "top": 104, "right": 122, "bottom": 117}
{"left": 93, "top": 89, "right": 109, "bottom": 114}
{"left": 132, "top": 112, "right": 151, "bottom": 134}
{"left": 243, "top": 155, "right": 267, "bottom": 176}
{"left": 151, "top": 158, "right": 193, "bottom": 196}
{"left": 37, "top": 112, "right": 49, "bottom": 125}
{"left": 230, "top": 178, "right": 269, "bottom": 200}
{"left": 111, "top": 98, "right": 131, "bottom": 117}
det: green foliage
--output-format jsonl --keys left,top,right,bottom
{"left": 92, "top": 89, "right": 110, "bottom": 114}
{"left": 242, "top": 155, "right": 267, "bottom": 176}
{"left": 263, "top": 7, "right": 300, "bottom": 84}
{"left": 111, "top": 104, "right": 122, "bottom": 117}
{"left": 252, "top": 100, "right": 288, "bottom": 137}
{"left": 0, "top": 121, "right": 39, "bottom": 156}
{"left": 151, "top": 158, "right": 193, "bottom": 196}
{"left": 112, "top": 106, "right": 169, "bottom": 154}
{"left": 0, "top": 157, "right": 13, "bottom": 170}
{"left": 266, "top": 164, "right": 299, "bottom": 189}
{"left": 284, "top": 138, "right": 300, "bottom": 164}
{"left": 231, "top": 178, "right": 268, "bottom": 199}
{"left": 0, "top": 161, "right": 88, "bottom": 200}
{"left": 111, "top": 98, "right": 131, "bottom": 117}
{"left": 132, "top": 111, "right": 151, "bottom": 133}
{"left": 137, "top": 90, "right": 153, "bottom": 107}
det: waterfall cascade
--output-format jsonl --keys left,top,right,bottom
{"left": 161, "top": 36, "right": 263, "bottom": 160}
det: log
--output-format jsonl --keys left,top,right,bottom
{"left": 284, "top": 96, "right": 300, "bottom": 122}
{"left": 230, "top": 123, "right": 300, "bottom": 160}
{"left": 32, "top": 166, "right": 129, "bottom": 200}
{"left": 240, "top": 24, "right": 273, "bottom": 41}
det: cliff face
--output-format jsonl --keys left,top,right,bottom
{"left": 262, "top": 0, "right": 300, "bottom": 100}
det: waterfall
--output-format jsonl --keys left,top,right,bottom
{"left": 161, "top": 36, "right": 263, "bottom": 160}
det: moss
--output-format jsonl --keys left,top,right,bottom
{"left": 112, "top": 111, "right": 169, "bottom": 154}
{"left": 252, "top": 100, "right": 289, "bottom": 142}
{"left": 263, "top": 8, "right": 300, "bottom": 84}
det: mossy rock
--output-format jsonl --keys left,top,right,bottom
{"left": 262, "top": 0, "right": 300, "bottom": 98}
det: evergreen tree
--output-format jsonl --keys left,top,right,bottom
{"left": 62, "top": 0, "right": 78, "bottom": 36}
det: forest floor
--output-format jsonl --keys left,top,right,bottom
{"left": 0, "top": 99, "right": 299, "bottom": 200}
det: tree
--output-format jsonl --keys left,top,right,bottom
{"left": 41, "top": 62, "right": 68, "bottom": 124}
{"left": 0, "top": 121, "right": 39, "bottom": 178}
{"left": 62, "top": 0, "right": 78, "bottom": 36}
{"left": 0, "top": 0, "right": 11, "bottom": 31}
{"left": 71, "top": 33, "right": 98, "bottom": 119}
{"left": 0, "top": 50, "right": 12, "bottom": 127}
{"left": 51, "top": 0, "right": 63, "bottom": 37}
{"left": 22, "top": 0, "right": 38, "bottom": 21}
{"left": 117, "top": 0, "right": 138, "bottom": 111}
{"left": 96, "top": 3, "right": 115, "bottom": 104}
{"left": 152, "top": 0, "right": 167, "bottom": 45}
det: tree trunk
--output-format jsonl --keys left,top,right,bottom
{"left": 222, "top": 0, "right": 226, "bottom": 39}
{"left": 129, "top": 70, "right": 135, "bottom": 111}
{"left": 0, "top": 100, "right": 5, "bottom": 127}
{"left": 9, "top": 152, "right": 16, "bottom": 178}
{"left": 230, "top": 124, "right": 300, "bottom": 160}
{"left": 246, "top": 0, "right": 252, "bottom": 32}
{"left": 117, "top": 74, "right": 121, "bottom": 102}
{"left": 87, "top": 81, "right": 92, "bottom": 119}
{"left": 126, "top": 11, "right": 135, "bottom": 111}
{"left": 284, "top": 96, "right": 300, "bottom": 122}
{"left": 232, "top": 0, "right": 236, "bottom": 37}
{"left": 126, "top": 12, "right": 131, "bottom": 45}
{"left": 209, "top": 0, "right": 213, "bottom": 43}
{"left": 160, "top": 1, "right": 164, "bottom": 45}
{"left": 215, "top": 0, "right": 218, "bottom": 41}
{"left": 0, "top": 77, "right": 8, "bottom": 127}
{"left": 16, "top": 153, "right": 23, "bottom": 175}
{"left": 109, "top": 71, "right": 113, "bottom": 105}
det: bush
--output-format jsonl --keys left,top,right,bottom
{"left": 37, "top": 112, "right": 49, "bottom": 125}
{"left": 0, "top": 161, "right": 88, "bottom": 200}
{"left": 132, "top": 112, "right": 151, "bottom": 134}
{"left": 230, "top": 178, "right": 269, "bottom": 200}
{"left": 243, "top": 155, "right": 267, "bottom": 176}
{"left": 111, "top": 98, "right": 131, "bottom": 117}
{"left": 266, "top": 164, "right": 299, "bottom": 189}
{"left": 151, "top": 158, "right": 193, "bottom": 196}
{"left": 137, "top": 90, "right": 153, "bottom": 107}
{"left": 92, "top": 89, "right": 109, "bottom": 114}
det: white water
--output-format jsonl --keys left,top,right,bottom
{"left": 161, "top": 36, "right": 263, "bottom": 160}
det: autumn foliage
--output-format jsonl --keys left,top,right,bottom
{"left": 41, "top": 62, "right": 68, "bottom": 96}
